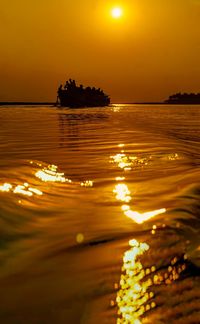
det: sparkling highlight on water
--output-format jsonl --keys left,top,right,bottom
{"left": 116, "top": 239, "right": 153, "bottom": 324}
{"left": 0, "top": 182, "right": 43, "bottom": 197}
{"left": 35, "top": 164, "right": 71, "bottom": 183}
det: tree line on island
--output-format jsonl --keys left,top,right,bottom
{"left": 165, "top": 92, "right": 200, "bottom": 104}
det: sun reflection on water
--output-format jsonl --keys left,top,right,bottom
{"left": 0, "top": 183, "right": 13, "bottom": 192}
{"left": 0, "top": 162, "right": 94, "bottom": 204}
{"left": 116, "top": 239, "right": 155, "bottom": 324}
{"left": 110, "top": 151, "right": 152, "bottom": 172}
{"left": 115, "top": 238, "right": 188, "bottom": 323}
{"left": 35, "top": 164, "right": 72, "bottom": 183}
{"left": 111, "top": 150, "right": 180, "bottom": 172}
{"left": 113, "top": 182, "right": 166, "bottom": 224}
{"left": 112, "top": 145, "right": 166, "bottom": 224}
{"left": 0, "top": 182, "right": 43, "bottom": 197}
{"left": 111, "top": 145, "right": 189, "bottom": 323}
{"left": 111, "top": 153, "right": 133, "bottom": 171}
{"left": 112, "top": 105, "right": 122, "bottom": 112}
{"left": 81, "top": 180, "right": 94, "bottom": 187}
{"left": 114, "top": 184, "right": 131, "bottom": 203}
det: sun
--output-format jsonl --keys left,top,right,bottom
{"left": 111, "top": 7, "right": 123, "bottom": 19}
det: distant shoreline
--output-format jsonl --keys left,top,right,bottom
{"left": 0, "top": 101, "right": 200, "bottom": 106}
{"left": 0, "top": 102, "right": 55, "bottom": 106}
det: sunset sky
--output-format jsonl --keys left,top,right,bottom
{"left": 1, "top": 0, "right": 200, "bottom": 103}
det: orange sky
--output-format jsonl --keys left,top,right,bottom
{"left": 0, "top": 0, "right": 200, "bottom": 102}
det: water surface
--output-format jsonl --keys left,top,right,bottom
{"left": 0, "top": 104, "right": 200, "bottom": 323}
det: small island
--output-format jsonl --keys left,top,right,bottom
{"left": 57, "top": 79, "right": 110, "bottom": 108}
{"left": 165, "top": 92, "right": 200, "bottom": 104}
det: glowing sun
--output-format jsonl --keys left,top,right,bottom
{"left": 111, "top": 7, "right": 123, "bottom": 19}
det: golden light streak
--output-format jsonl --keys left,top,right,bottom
{"left": 113, "top": 184, "right": 131, "bottom": 203}
{"left": 13, "top": 185, "right": 33, "bottom": 197}
{"left": 115, "top": 237, "right": 187, "bottom": 322}
{"left": 0, "top": 183, "right": 12, "bottom": 192}
{"left": 116, "top": 177, "right": 125, "bottom": 181}
{"left": 34, "top": 163, "right": 94, "bottom": 188}
{"left": 112, "top": 146, "right": 186, "bottom": 322}
{"left": 1, "top": 162, "right": 94, "bottom": 206}
{"left": 116, "top": 239, "right": 153, "bottom": 324}
{"left": 1, "top": 162, "right": 94, "bottom": 204}
{"left": 0, "top": 182, "right": 43, "bottom": 197}
{"left": 80, "top": 180, "right": 93, "bottom": 187}
{"left": 35, "top": 170, "right": 66, "bottom": 183}
{"left": 114, "top": 182, "right": 166, "bottom": 224}
{"left": 112, "top": 105, "right": 121, "bottom": 112}
{"left": 124, "top": 208, "right": 166, "bottom": 224}
{"left": 111, "top": 153, "right": 132, "bottom": 170}
{"left": 166, "top": 153, "right": 179, "bottom": 161}
{"left": 28, "top": 188, "right": 43, "bottom": 195}
{"left": 112, "top": 146, "right": 166, "bottom": 224}
{"left": 35, "top": 164, "right": 72, "bottom": 183}
{"left": 111, "top": 152, "right": 149, "bottom": 171}
{"left": 111, "top": 151, "right": 180, "bottom": 172}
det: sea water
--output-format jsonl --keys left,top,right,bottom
{"left": 0, "top": 104, "right": 200, "bottom": 323}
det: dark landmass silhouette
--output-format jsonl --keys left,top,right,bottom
{"left": 165, "top": 92, "right": 200, "bottom": 104}
{"left": 57, "top": 79, "right": 110, "bottom": 107}
{"left": 1, "top": 90, "right": 200, "bottom": 107}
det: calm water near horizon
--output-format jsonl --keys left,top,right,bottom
{"left": 0, "top": 104, "right": 200, "bottom": 323}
